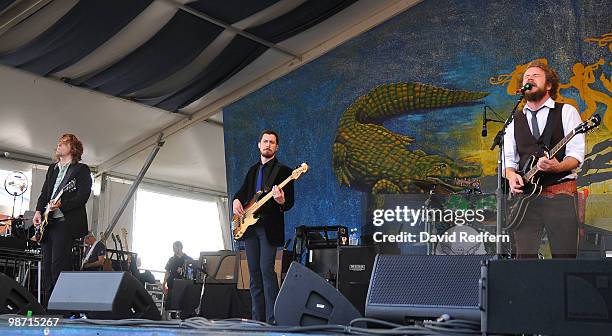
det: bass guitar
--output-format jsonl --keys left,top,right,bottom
{"left": 506, "top": 114, "right": 601, "bottom": 229}
{"left": 232, "top": 163, "right": 309, "bottom": 240}
{"left": 34, "top": 179, "right": 76, "bottom": 242}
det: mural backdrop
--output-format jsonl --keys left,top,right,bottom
{"left": 224, "top": 0, "right": 612, "bottom": 247}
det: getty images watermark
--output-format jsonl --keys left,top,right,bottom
{"left": 371, "top": 205, "right": 510, "bottom": 244}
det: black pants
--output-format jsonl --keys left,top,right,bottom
{"left": 513, "top": 193, "right": 578, "bottom": 259}
{"left": 244, "top": 226, "right": 279, "bottom": 323}
{"left": 41, "top": 219, "right": 74, "bottom": 305}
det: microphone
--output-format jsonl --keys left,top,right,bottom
{"left": 517, "top": 82, "right": 534, "bottom": 93}
{"left": 481, "top": 106, "right": 487, "bottom": 137}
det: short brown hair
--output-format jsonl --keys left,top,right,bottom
{"left": 259, "top": 129, "right": 279, "bottom": 145}
{"left": 522, "top": 59, "right": 560, "bottom": 99}
{"left": 54, "top": 133, "right": 84, "bottom": 163}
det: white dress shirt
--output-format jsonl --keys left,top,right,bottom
{"left": 503, "top": 98, "right": 585, "bottom": 179}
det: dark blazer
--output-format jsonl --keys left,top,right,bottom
{"left": 233, "top": 157, "right": 295, "bottom": 246}
{"left": 36, "top": 162, "right": 92, "bottom": 239}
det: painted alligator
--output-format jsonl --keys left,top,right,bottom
{"left": 332, "top": 82, "right": 488, "bottom": 193}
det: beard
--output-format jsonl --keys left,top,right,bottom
{"left": 260, "top": 149, "right": 275, "bottom": 158}
{"left": 524, "top": 85, "right": 548, "bottom": 102}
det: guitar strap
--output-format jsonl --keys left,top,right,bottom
{"left": 263, "top": 160, "right": 281, "bottom": 193}
{"left": 81, "top": 240, "right": 99, "bottom": 269}
{"left": 52, "top": 163, "right": 77, "bottom": 199}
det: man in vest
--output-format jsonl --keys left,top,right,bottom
{"left": 503, "top": 60, "right": 585, "bottom": 259}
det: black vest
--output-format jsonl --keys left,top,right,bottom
{"left": 514, "top": 102, "right": 570, "bottom": 186}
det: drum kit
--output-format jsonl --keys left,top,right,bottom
{"left": 424, "top": 185, "right": 502, "bottom": 256}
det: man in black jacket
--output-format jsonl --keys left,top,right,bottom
{"left": 232, "top": 130, "right": 295, "bottom": 323}
{"left": 33, "top": 133, "right": 92, "bottom": 302}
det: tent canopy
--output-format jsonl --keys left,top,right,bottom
{"left": 0, "top": 0, "right": 420, "bottom": 193}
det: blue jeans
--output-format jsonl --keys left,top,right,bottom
{"left": 244, "top": 225, "right": 279, "bottom": 323}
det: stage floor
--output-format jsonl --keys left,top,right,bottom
{"left": 0, "top": 325, "right": 317, "bottom": 336}
{"left": 0, "top": 315, "right": 483, "bottom": 335}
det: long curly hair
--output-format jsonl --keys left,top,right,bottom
{"left": 53, "top": 133, "right": 84, "bottom": 163}
{"left": 522, "top": 59, "right": 560, "bottom": 99}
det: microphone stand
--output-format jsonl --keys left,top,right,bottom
{"left": 490, "top": 93, "right": 526, "bottom": 256}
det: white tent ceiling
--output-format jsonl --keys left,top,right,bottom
{"left": 0, "top": 0, "right": 420, "bottom": 194}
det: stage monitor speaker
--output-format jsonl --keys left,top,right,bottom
{"left": 0, "top": 273, "right": 45, "bottom": 315}
{"left": 48, "top": 271, "right": 160, "bottom": 320}
{"left": 481, "top": 259, "right": 612, "bottom": 336}
{"left": 274, "top": 261, "right": 361, "bottom": 326}
{"left": 366, "top": 255, "right": 489, "bottom": 322}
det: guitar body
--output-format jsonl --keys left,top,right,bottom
{"left": 507, "top": 155, "right": 542, "bottom": 230}
{"left": 103, "top": 259, "right": 114, "bottom": 271}
{"left": 232, "top": 192, "right": 262, "bottom": 240}
{"left": 35, "top": 212, "right": 51, "bottom": 242}
{"left": 33, "top": 179, "right": 76, "bottom": 243}
{"left": 507, "top": 182, "right": 542, "bottom": 230}
{"left": 231, "top": 163, "right": 310, "bottom": 241}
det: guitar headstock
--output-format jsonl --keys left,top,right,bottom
{"left": 291, "top": 163, "right": 309, "bottom": 180}
{"left": 120, "top": 228, "right": 128, "bottom": 248}
{"left": 64, "top": 179, "right": 76, "bottom": 192}
{"left": 575, "top": 114, "right": 601, "bottom": 134}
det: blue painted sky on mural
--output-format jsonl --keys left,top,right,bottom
{"left": 224, "top": 0, "right": 611, "bottom": 242}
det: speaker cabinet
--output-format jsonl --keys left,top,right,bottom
{"left": 481, "top": 259, "right": 612, "bottom": 335}
{"left": 336, "top": 246, "right": 378, "bottom": 315}
{"left": 0, "top": 272, "right": 45, "bottom": 315}
{"left": 199, "top": 250, "right": 238, "bottom": 284}
{"left": 48, "top": 271, "right": 160, "bottom": 320}
{"left": 306, "top": 247, "right": 337, "bottom": 282}
{"left": 366, "top": 255, "right": 489, "bottom": 322}
{"left": 274, "top": 262, "right": 361, "bottom": 326}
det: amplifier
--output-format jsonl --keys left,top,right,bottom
{"left": 336, "top": 246, "right": 378, "bottom": 315}
{"left": 306, "top": 248, "right": 337, "bottom": 284}
{"left": 0, "top": 236, "right": 26, "bottom": 250}
{"left": 296, "top": 225, "right": 348, "bottom": 249}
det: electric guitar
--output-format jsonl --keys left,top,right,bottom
{"left": 506, "top": 114, "right": 601, "bottom": 230}
{"left": 232, "top": 163, "right": 309, "bottom": 240}
{"left": 120, "top": 228, "right": 133, "bottom": 270}
{"left": 34, "top": 179, "right": 76, "bottom": 242}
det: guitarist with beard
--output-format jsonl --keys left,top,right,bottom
{"left": 503, "top": 60, "right": 585, "bottom": 259}
{"left": 33, "top": 133, "right": 92, "bottom": 305}
{"left": 232, "top": 130, "right": 295, "bottom": 324}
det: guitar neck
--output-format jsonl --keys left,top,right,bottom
{"left": 252, "top": 175, "right": 294, "bottom": 211}
{"left": 44, "top": 189, "right": 65, "bottom": 215}
{"left": 53, "top": 189, "right": 64, "bottom": 203}
{"left": 525, "top": 129, "right": 576, "bottom": 180}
